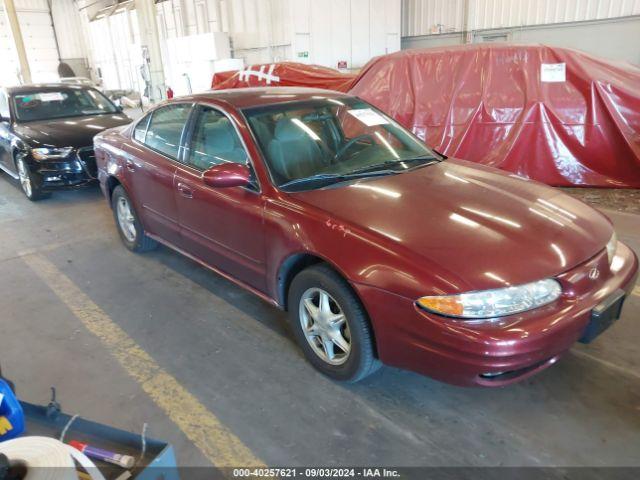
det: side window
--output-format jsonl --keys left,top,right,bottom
{"left": 187, "top": 107, "right": 248, "bottom": 171}
{"left": 133, "top": 114, "right": 151, "bottom": 142}
{"left": 144, "top": 104, "right": 192, "bottom": 159}
{"left": 0, "top": 92, "right": 9, "bottom": 119}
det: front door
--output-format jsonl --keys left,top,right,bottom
{"left": 128, "top": 103, "right": 193, "bottom": 245}
{"left": 173, "top": 105, "right": 267, "bottom": 292}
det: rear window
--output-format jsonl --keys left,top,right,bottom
{"left": 142, "top": 104, "right": 192, "bottom": 159}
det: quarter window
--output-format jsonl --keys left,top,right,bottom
{"left": 188, "top": 107, "right": 248, "bottom": 171}
{"left": 133, "top": 114, "right": 151, "bottom": 142}
{"left": 144, "top": 104, "right": 192, "bottom": 159}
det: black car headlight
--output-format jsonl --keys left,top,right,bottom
{"left": 31, "top": 147, "right": 74, "bottom": 161}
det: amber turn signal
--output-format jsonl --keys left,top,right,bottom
{"left": 417, "top": 296, "right": 464, "bottom": 316}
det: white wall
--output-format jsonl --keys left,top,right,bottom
{"left": 155, "top": 0, "right": 403, "bottom": 70}
{"left": 224, "top": 0, "right": 292, "bottom": 63}
{"left": 156, "top": 0, "right": 292, "bottom": 64}
{"left": 403, "top": 0, "right": 640, "bottom": 36}
{"left": 2, "top": 0, "right": 402, "bottom": 91}
{"left": 86, "top": 9, "right": 144, "bottom": 91}
{"left": 51, "top": 0, "right": 86, "bottom": 60}
{"left": 0, "top": 0, "right": 58, "bottom": 85}
{"left": 292, "top": 0, "right": 402, "bottom": 70}
{"left": 162, "top": 32, "right": 231, "bottom": 94}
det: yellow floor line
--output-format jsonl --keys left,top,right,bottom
{"left": 22, "top": 253, "right": 265, "bottom": 468}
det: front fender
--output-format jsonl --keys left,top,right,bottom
{"left": 95, "top": 139, "right": 133, "bottom": 204}
{"left": 262, "top": 194, "right": 460, "bottom": 310}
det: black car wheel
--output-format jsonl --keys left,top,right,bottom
{"left": 288, "top": 264, "right": 381, "bottom": 382}
{"left": 16, "top": 158, "right": 48, "bottom": 201}
{"left": 111, "top": 185, "right": 158, "bottom": 253}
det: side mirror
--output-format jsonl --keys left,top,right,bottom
{"left": 202, "top": 163, "right": 252, "bottom": 188}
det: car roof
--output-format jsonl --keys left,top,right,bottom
{"left": 178, "top": 87, "right": 354, "bottom": 110}
{"left": 5, "top": 83, "right": 96, "bottom": 95}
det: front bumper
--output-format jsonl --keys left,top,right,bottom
{"left": 32, "top": 147, "right": 98, "bottom": 190}
{"left": 355, "top": 241, "right": 639, "bottom": 387}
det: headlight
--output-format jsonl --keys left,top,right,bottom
{"left": 417, "top": 279, "right": 562, "bottom": 319}
{"left": 606, "top": 231, "right": 617, "bottom": 265}
{"left": 31, "top": 147, "right": 73, "bottom": 160}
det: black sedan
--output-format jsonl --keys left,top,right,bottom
{"left": 0, "top": 84, "right": 131, "bottom": 200}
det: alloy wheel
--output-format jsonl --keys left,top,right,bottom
{"left": 116, "top": 196, "right": 137, "bottom": 242}
{"left": 299, "top": 287, "right": 351, "bottom": 365}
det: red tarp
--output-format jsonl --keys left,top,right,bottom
{"left": 212, "top": 46, "right": 640, "bottom": 187}
{"left": 212, "top": 62, "right": 356, "bottom": 93}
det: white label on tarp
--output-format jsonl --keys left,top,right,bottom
{"left": 347, "top": 108, "right": 389, "bottom": 127}
{"left": 541, "top": 63, "right": 566, "bottom": 82}
{"left": 0, "top": 393, "right": 4, "bottom": 406}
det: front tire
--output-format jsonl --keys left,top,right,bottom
{"left": 288, "top": 264, "right": 380, "bottom": 382}
{"left": 111, "top": 185, "right": 157, "bottom": 253}
{"left": 16, "top": 158, "right": 48, "bottom": 201}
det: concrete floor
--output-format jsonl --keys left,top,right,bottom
{"left": 0, "top": 175, "right": 639, "bottom": 469}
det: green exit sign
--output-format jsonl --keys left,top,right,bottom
{"left": 297, "top": 51, "right": 309, "bottom": 58}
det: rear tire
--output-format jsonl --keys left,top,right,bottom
{"left": 288, "top": 264, "right": 381, "bottom": 382}
{"left": 111, "top": 185, "right": 158, "bottom": 253}
{"left": 16, "top": 158, "right": 48, "bottom": 201}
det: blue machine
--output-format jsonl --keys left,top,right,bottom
{"left": 0, "top": 379, "right": 25, "bottom": 441}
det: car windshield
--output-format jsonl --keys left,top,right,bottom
{"left": 12, "top": 88, "right": 118, "bottom": 122}
{"left": 243, "top": 97, "right": 439, "bottom": 191}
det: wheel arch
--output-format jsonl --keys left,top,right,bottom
{"left": 278, "top": 251, "right": 369, "bottom": 308}
{"left": 105, "top": 175, "right": 122, "bottom": 206}
{"left": 277, "top": 253, "right": 324, "bottom": 310}
{"left": 277, "top": 251, "right": 380, "bottom": 359}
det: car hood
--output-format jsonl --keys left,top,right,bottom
{"left": 292, "top": 159, "right": 613, "bottom": 291}
{"left": 13, "top": 114, "right": 131, "bottom": 149}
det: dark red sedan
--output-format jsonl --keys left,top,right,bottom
{"left": 95, "top": 88, "right": 638, "bottom": 386}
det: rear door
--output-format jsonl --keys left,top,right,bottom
{"left": 173, "top": 104, "right": 267, "bottom": 292}
{"left": 128, "top": 103, "right": 193, "bottom": 245}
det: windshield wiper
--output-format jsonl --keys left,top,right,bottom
{"left": 280, "top": 170, "right": 397, "bottom": 190}
{"left": 347, "top": 156, "right": 440, "bottom": 175}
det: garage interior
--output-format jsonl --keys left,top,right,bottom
{"left": 1, "top": 0, "right": 640, "bottom": 478}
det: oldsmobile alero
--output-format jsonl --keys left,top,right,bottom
{"left": 94, "top": 88, "right": 638, "bottom": 386}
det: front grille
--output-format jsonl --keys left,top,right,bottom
{"left": 77, "top": 147, "right": 97, "bottom": 178}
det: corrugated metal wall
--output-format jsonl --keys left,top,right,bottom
{"left": 403, "top": 0, "right": 640, "bottom": 36}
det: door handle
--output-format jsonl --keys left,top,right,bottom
{"left": 177, "top": 182, "right": 193, "bottom": 199}
{"left": 125, "top": 159, "right": 136, "bottom": 172}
